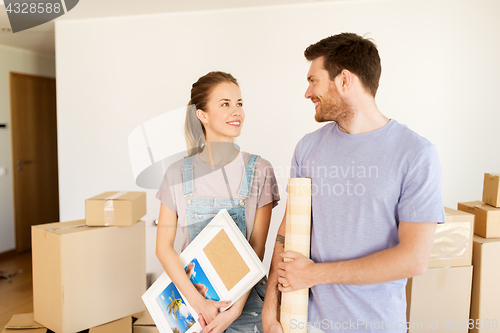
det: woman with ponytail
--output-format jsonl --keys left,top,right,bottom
{"left": 156, "top": 71, "right": 280, "bottom": 333}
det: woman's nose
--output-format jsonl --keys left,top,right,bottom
{"left": 231, "top": 107, "right": 241, "bottom": 116}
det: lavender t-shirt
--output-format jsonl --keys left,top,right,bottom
{"left": 290, "top": 120, "right": 445, "bottom": 333}
{"left": 156, "top": 152, "right": 280, "bottom": 251}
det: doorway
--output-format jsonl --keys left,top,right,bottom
{"left": 10, "top": 72, "right": 59, "bottom": 253}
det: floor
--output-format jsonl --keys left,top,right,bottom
{"left": 0, "top": 251, "right": 33, "bottom": 329}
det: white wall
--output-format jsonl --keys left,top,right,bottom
{"left": 0, "top": 45, "right": 55, "bottom": 254}
{"left": 55, "top": 0, "right": 500, "bottom": 278}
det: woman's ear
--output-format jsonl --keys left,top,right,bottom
{"left": 197, "top": 109, "right": 208, "bottom": 124}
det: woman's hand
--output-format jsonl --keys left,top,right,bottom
{"left": 193, "top": 297, "right": 231, "bottom": 325}
{"left": 197, "top": 305, "right": 241, "bottom": 333}
{"left": 198, "top": 290, "right": 249, "bottom": 332}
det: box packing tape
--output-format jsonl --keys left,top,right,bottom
{"left": 47, "top": 224, "right": 86, "bottom": 232}
{"left": 280, "top": 178, "right": 311, "bottom": 333}
{"left": 104, "top": 191, "right": 128, "bottom": 226}
{"left": 430, "top": 221, "right": 471, "bottom": 262}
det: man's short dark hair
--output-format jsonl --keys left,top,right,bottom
{"left": 304, "top": 33, "right": 381, "bottom": 97}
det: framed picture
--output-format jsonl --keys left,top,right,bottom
{"left": 142, "top": 209, "right": 267, "bottom": 333}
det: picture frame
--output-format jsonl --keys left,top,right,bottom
{"left": 142, "top": 209, "right": 267, "bottom": 333}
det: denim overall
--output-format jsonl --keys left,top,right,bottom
{"left": 182, "top": 154, "right": 267, "bottom": 333}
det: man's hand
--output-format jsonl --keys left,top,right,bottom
{"left": 277, "top": 251, "right": 316, "bottom": 292}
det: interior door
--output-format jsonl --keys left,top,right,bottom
{"left": 10, "top": 72, "right": 59, "bottom": 253}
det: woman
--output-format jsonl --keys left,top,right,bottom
{"left": 156, "top": 71, "right": 280, "bottom": 333}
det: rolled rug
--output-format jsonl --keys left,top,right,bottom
{"left": 280, "top": 178, "right": 311, "bottom": 333}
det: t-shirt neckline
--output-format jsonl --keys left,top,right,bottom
{"left": 334, "top": 119, "right": 395, "bottom": 139}
{"left": 194, "top": 151, "right": 245, "bottom": 168}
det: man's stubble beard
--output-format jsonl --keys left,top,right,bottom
{"left": 314, "top": 83, "right": 354, "bottom": 125}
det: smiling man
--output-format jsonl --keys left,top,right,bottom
{"left": 262, "top": 33, "right": 445, "bottom": 333}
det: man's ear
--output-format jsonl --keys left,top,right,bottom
{"left": 338, "top": 69, "right": 353, "bottom": 93}
{"left": 197, "top": 109, "right": 208, "bottom": 124}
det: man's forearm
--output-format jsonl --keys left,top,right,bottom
{"left": 262, "top": 215, "right": 286, "bottom": 323}
{"left": 312, "top": 245, "right": 422, "bottom": 286}
{"left": 278, "top": 222, "right": 437, "bottom": 291}
{"left": 307, "top": 222, "right": 437, "bottom": 286}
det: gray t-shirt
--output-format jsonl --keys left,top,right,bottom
{"left": 157, "top": 152, "right": 280, "bottom": 251}
{"left": 290, "top": 120, "right": 445, "bottom": 333}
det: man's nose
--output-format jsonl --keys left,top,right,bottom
{"left": 305, "top": 85, "right": 312, "bottom": 99}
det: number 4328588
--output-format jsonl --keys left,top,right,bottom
{"left": 5, "top": 2, "right": 62, "bottom": 14}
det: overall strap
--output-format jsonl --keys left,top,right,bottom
{"left": 238, "top": 154, "right": 260, "bottom": 197}
{"left": 182, "top": 156, "right": 194, "bottom": 196}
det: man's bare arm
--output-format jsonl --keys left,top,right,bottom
{"left": 278, "top": 222, "right": 437, "bottom": 291}
{"left": 262, "top": 209, "right": 287, "bottom": 333}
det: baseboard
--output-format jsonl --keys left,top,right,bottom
{"left": 0, "top": 249, "right": 16, "bottom": 261}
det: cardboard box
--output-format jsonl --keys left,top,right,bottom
{"left": 470, "top": 235, "right": 500, "bottom": 333}
{"left": 427, "top": 207, "right": 474, "bottom": 268}
{"left": 406, "top": 266, "right": 473, "bottom": 333}
{"left": 89, "top": 316, "right": 132, "bottom": 333}
{"left": 32, "top": 220, "right": 146, "bottom": 333}
{"left": 482, "top": 173, "right": 500, "bottom": 207}
{"left": 457, "top": 201, "right": 500, "bottom": 238}
{"left": 1, "top": 314, "right": 132, "bottom": 333}
{"left": 133, "top": 312, "right": 159, "bottom": 333}
{"left": 86, "top": 191, "right": 146, "bottom": 226}
{"left": 457, "top": 200, "right": 484, "bottom": 215}
{"left": 1, "top": 313, "right": 46, "bottom": 333}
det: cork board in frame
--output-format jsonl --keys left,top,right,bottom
{"left": 203, "top": 229, "right": 250, "bottom": 291}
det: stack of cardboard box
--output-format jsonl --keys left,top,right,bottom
{"left": 457, "top": 173, "right": 500, "bottom": 333}
{"left": 2, "top": 191, "right": 153, "bottom": 333}
{"left": 406, "top": 207, "right": 474, "bottom": 333}
{"left": 458, "top": 174, "right": 500, "bottom": 238}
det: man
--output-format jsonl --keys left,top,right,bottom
{"left": 262, "top": 33, "right": 444, "bottom": 333}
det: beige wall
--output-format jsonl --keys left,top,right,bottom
{"left": 55, "top": 0, "right": 500, "bottom": 277}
